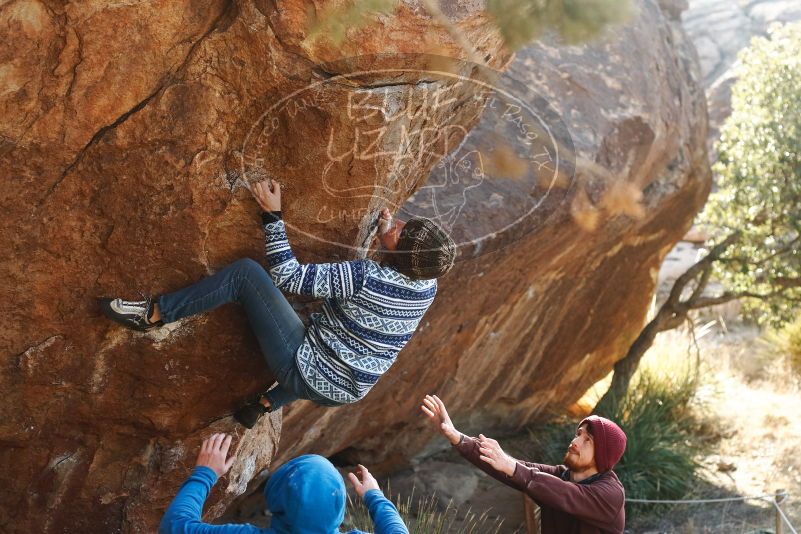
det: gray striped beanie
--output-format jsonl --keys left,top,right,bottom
{"left": 392, "top": 218, "right": 456, "bottom": 280}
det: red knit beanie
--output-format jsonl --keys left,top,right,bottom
{"left": 578, "top": 415, "right": 627, "bottom": 472}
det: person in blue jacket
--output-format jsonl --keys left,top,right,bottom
{"left": 159, "top": 433, "right": 409, "bottom": 534}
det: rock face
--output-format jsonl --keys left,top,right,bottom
{"left": 0, "top": 1, "right": 510, "bottom": 532}
{"left": 2, "top": 0, "right": 709, "bottom": 532}
{"left": 275, "top": 0, "right": 711, "bottom": 471}
{"left": 683, "top": 0, "right": 801, "bottom": 86}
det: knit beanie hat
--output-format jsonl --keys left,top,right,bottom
{"left": 579, "top": 415, "right": 627, "bottom": 472}
{"left": 391, "top": 217, "right": 456, "bottom": 280}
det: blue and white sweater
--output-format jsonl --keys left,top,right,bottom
{"left": 263, "top": 214, "right": 437, "bottom": 404}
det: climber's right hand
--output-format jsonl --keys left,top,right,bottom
{"left": 251, "top": 179, "right": 282, "bottom": 212}
{"left": 195, "top": 433, "right": 236, "bottom": 478}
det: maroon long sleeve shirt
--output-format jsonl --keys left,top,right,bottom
{"left": 454, "top": 434, "right": 625, "bottom": 534}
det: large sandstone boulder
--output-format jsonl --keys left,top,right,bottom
{"left": 2, "top": 0, "right": 710, "bottom": 531}
{"left": 0, "top": 1, "right": 509, "bottom": 532}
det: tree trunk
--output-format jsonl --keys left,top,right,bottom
{"left": 592, "top": 232, "right": 757, "bottom": 415}
{"left": 594, "top": 307, "right": 685, "bottom": 415}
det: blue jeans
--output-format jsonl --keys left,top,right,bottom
{"left": 157, "top": 258, "right": 326, "bottom": 410}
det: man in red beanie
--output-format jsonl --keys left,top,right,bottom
{"left": 421, "top": 395, "right": 626, "bottom": 533}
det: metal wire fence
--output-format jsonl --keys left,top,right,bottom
{"left": 524, "top": 491, "right": 797, "bottom": 533}
{"left": 625, "top": 491, "right": 796, "bottom": 534}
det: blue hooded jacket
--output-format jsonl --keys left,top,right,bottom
{"left": 159, "top": 454, "right": 409, "bottom": 534}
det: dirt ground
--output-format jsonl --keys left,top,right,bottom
{"left": 627, "top": 323, "right": 801, "bottom": 533}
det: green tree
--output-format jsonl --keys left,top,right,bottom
{"left": 702, "top": 22, "right": 801, "bottom": 326}
{"left": 597, "top": 23, "right": 801, "bottom": 410}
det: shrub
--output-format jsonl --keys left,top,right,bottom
{"left": 612, "top": 371, "right": 702, "bottom": 512}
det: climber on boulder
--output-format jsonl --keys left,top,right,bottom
{"left": 100, "top": 179, "right": 456, "bottom": 428}
{"left": 421, "top": 395, "right": 627, "bottom": 534}
{"left": 159, "top": 432, "right": 409, "bottom": 534}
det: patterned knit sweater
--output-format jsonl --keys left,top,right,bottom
{"left": 263, "top": 215, "right": 437, "bottom": 404}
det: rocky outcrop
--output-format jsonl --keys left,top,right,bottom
{"left": 683, "top": 0, "right": 801, "bottom": 86}
{"left": 682, "top": 0, "right": 801, "bottom": 146}
{"left": 0, "top": 1, "right": 509, "bottom": 532}
{"left": 2, "top": 0, "right": 709, "bottom": 531}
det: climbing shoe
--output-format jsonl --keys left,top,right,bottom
{"left": 99, "top": 296, "right": 163, "bottom": 332}
{"left": 234, "top": 397, "right": 271, "bottom": 429}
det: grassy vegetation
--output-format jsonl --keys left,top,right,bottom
{"left": 611, "top": 372, "right": 704, "bottom": 512}
{"left": 522, "top": 321, "right": 800, "bottom": 531}
{"left": 343, "top": 488, "right": 506, "bottom": 534}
